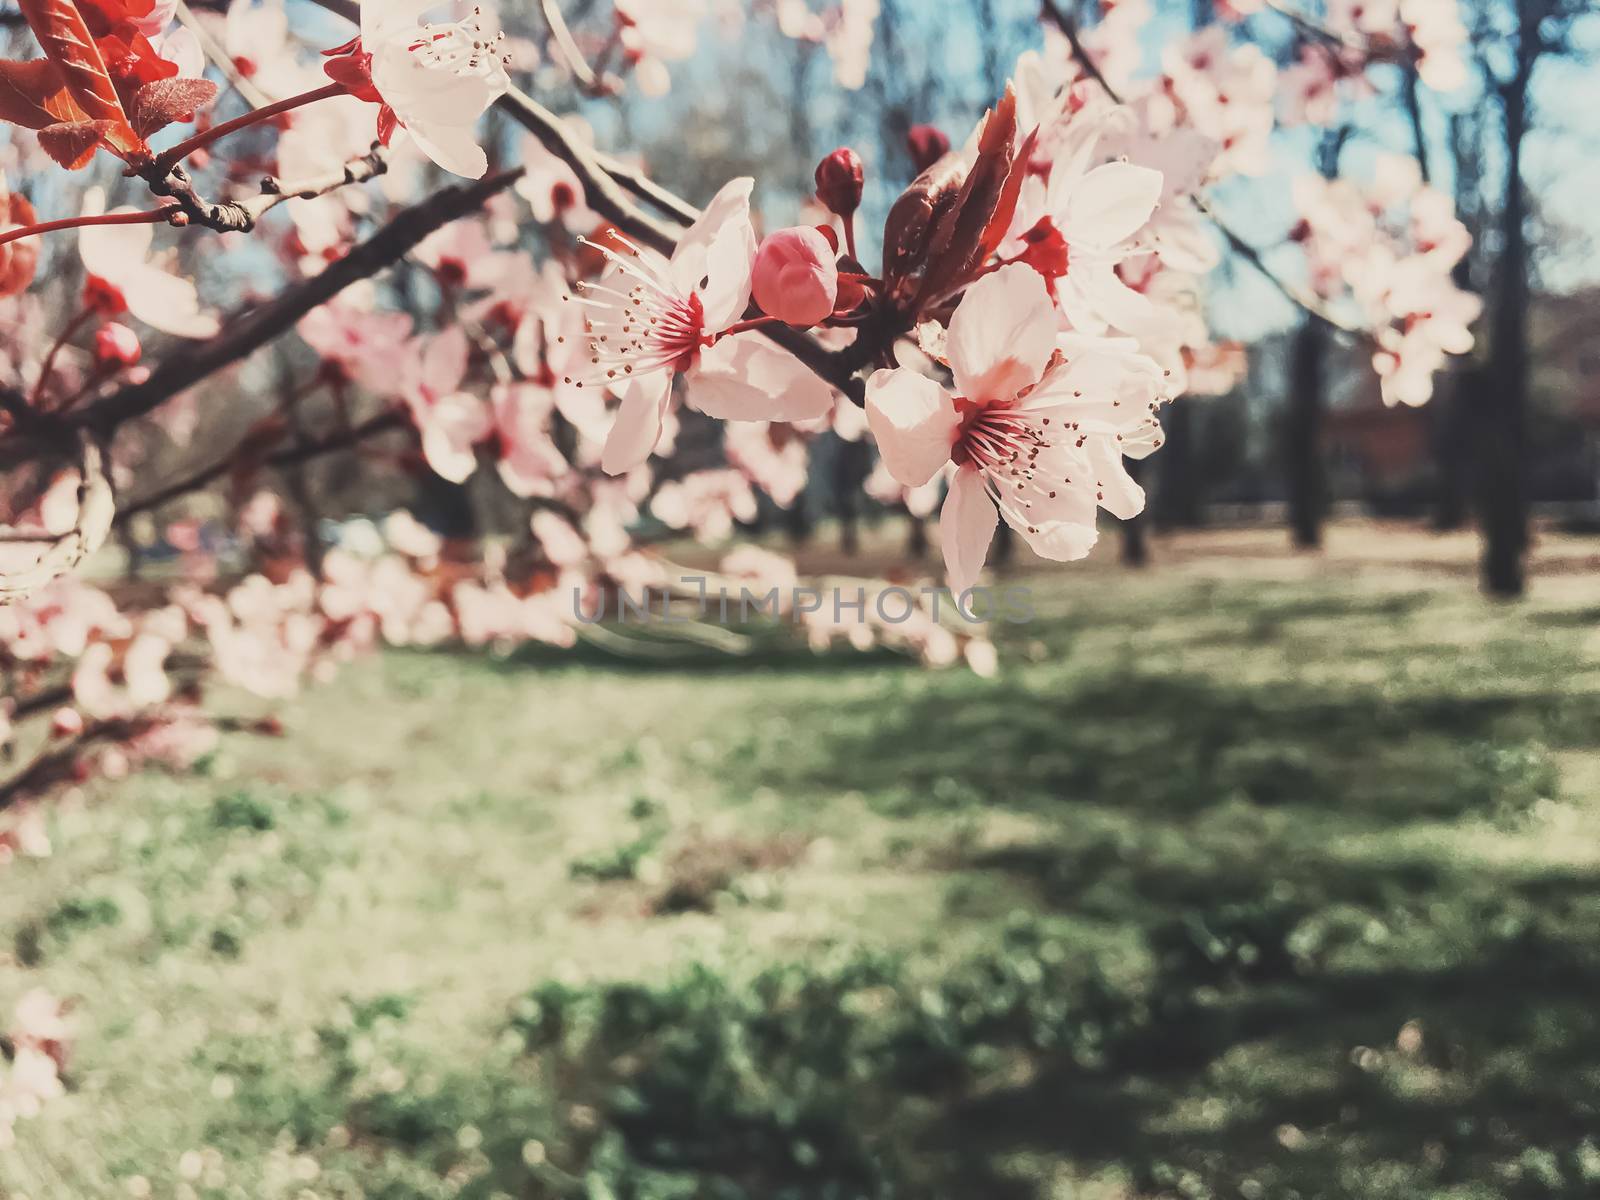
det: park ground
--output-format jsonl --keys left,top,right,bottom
{"left": 4, "top": 521, "right": 1600, "bottom": 1200}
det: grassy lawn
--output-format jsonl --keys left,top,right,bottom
{"left": 4, "top": 522, "right": 1600, "bottom": 1200}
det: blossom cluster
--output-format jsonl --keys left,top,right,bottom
{"left": 1, "top": 0, "right": 1481, "bottom": 867}
{"left": 1293, "top": 154, "right": 1479, "bottom": 405}
{"left": 0, "top": 989, "right": 71, "bottom": 1150}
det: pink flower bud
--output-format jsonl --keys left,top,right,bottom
{"left": 51, "top": 707, "right": 83, "bottom": 739}
{"left": 814, "top": 147, "right": 864, "bottom": 218}
{"left": 907, "top": 124, "right": 951, "bottom": 173}
{"left": 94, "top": 323, "right": 142, "bottom": 369}
{"left": 752, "top": 227, "right": 840, "bottom": 329}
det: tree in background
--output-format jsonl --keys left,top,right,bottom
{"left": 0, "top": 0, "right": 1504, "bottom": 1137}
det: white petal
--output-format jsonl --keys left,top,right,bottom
{"left": 406, "top": 122, "right": 490, "bottom": 180}
{"left": 946, "top": 264, "right": 1056, "bottom": 402}
{"left": 1015, "top": 518, "right": 1099, "bottom": 562}
{"left": 864, "top": 368, "right": 959, "bottom": 488}
{"left": 670, "top": 176, "right": 755, "bottom": 321}
{"left": 689, "top": 335, "right": 834, "bottom": 422}
{"left": 1087, "top": 439, "right": 1146, "bottom": 519}
{"left": 601, "top": 372, "right": 672, "bottom": 475}
{"left": 940, "top": 465, "right": 997, "bottom": 595}
{"left": 1064, "top": 162, "right": 1164, "bottom": 248}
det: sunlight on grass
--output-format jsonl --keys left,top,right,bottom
{"left": 3, "top": 526, "right": 1599, "bottom": 1199}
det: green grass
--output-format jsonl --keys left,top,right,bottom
{"left": 4, "top": 525, "right": 1600, "bottom": 1199}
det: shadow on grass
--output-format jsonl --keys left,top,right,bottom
{"left": 745, "top": 665, "right": 1600, "bottom": 1197}
{"left": 938, "top": 881, "right": 1600, "bottom": 1200}
{"left": 769, "top": 670, "right": 1595, "bottom": 823}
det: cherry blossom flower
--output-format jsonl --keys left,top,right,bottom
{"left": 413, "top": 219, "right": 516, "bottom": 292}
{"left": 865, "top": 265, "right": 1168, "bottom": 592}
{"left": 824, "top": 0, "right": 879, "bottom": 89}
{"left": 652, "top": 470, "right": 758, "bottom": 542}
{"left": 491, "top": 381, "right": 567, "bottom": 497}
{"left": 516, "top": 135, "right": 597, "bottom": 233}
{"left": 78, "top": 189, "right": 219, "bottom": 340}
{"left": 569, "top": 178, "right": 833, "bottom": 474}
{"left": 1006, "top": 144, "right": 1166, "bottom": 335}
{"left": 298, "top": 292, "right": 414, "bottom": 391}
{"left": 400, "top": 329, "right": 493, "bottom": 483}
{"left": 1160, "top": 30, "right": 1278, "bottom": 177}
{"left": 616, "top": 0, "right": 706, "bottom": 96}
{"left": 325, "top": 1, "right": 511, "bottom": 179}
{"left": 94, "top": 322, "right": 142, "bottom": 368}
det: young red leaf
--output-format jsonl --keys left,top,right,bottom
{"left": 0, "top": 191, "right": 41, "bottom": 298}
{"left": 37, "top": 118, "right": 126, "bottom": 169}
{"left": 0, "top": 57, "right": 88, "bottom": 130}
{"left": 915, "top": 87, "right": 1020, "bottom": 307}
{"left": 881, "top": 153, "right": 966, "bottom": 306}
{"left": 17, "top": 0, "right": 144, "bottom": 159}
{"left": 131, "top": 76, "right": 219, "bottom": 139}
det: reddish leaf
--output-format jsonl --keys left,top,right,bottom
{"left": 0, "top": 57, "right": 87, "bottom": 130}
{"left": 916, "top": 87, "right": 1021, "bottom": 307}
{"left": 974, "top": 126, "right": 1038, "bottom": 267}
{"left": 17, "top": 0, "right": 143, "bottom": 159}
{"left": 37, "top": 118, "right": 124, "bottom": 169}
{"left": 881, "top": 152, "right": 967, "bottom": 305}
{"left": 131, "top": 76, "right": 218, "bottom": 138}
{"left": 0, "top": 191, "right": 41, "bottom": 298}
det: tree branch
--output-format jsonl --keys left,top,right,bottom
{"left": 1041, "top": 0, "right": 1364, "bottom": 336}
{"left": 81, "top": 170, "right": 523, "bottom": 441}
{"left": 116, "top": 410, "right": 407, "bottom": 523}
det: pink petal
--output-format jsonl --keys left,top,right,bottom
{"left": 864, "top": 368, "right": 959, "bottom": 488}
{"left": 946, "top": 264, "right": 1056, "bottom": 402}
{"left": 423, "top": 328, "right": 470, "bottom": 397}
{"left": 689, "top": 335, "right": 835, "bottom": 422}
{"left": 939, "top": 465, "right": 997, "bottom": 595}
{"left": 1064, "top": 162, "right": 1164, "bottom": 248}
{"left": 601, "top": 372, "right": 672, "bottom": 475}
{"left": 671, "top": 178, "right": 757, "bottom": 332}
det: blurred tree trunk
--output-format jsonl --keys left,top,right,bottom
{"left": 905, "top": 513, "right": 928, "bottom": 561}
{"left": 1285, "top": 314, "right": 1330, "bottom": 550}
{"left": 834, "top": 437, "right": 871, "bottom": 556}
{"left": 1283, "top": 131, "right": 1344, "bottom": 551}
{"left": 1153, "top": 399, "right": 1202, "bottom": 529}
{"left": 1431, "top": 382, "right": 1474, "bottom": 531}
{"left": 785, "top": 496, "right": 814, "bottom": 548}
{"left": 1121, "top": 461, "right": 1149, "bottom": 566}
{"left": 1478, "top": 21, "right": 1536, "bottom": 598}
{"left": 1417, "top": 87, "right": 1488, "bottom": 535}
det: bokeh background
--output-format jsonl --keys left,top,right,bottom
{"left": 5, "top": 0, "right": 1600, "bottom": 1198}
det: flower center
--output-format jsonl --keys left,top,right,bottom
{"left": 566, "top": 237, "right": 709, "bottom": 388}
{"left": 953, "top": 401, "right": 1048, "bottom": 476}
{"left": 406, "top": 9, "right": 510, "bottom": 80}
{"left": 953, "top": 400, "right": 1085, "bottom": 535}
{"left": 1019, "top": 218, "right": 1071, "bottom": 279}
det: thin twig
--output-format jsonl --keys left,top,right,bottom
{"left": 174, "top": 0, "right": 275, "bottom": 109}
{"left": 1041, "top": 0, "right": 1363, "bottom": 336}
{"left": 117, "top": 410, "right": 406, "bottom": 521}
{"left": 539, "top": 0, "right": 603, "bottom": 95}
{"left": 0, "top": 170, "right": 523, "bottom": 472}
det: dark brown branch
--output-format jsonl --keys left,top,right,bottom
{"left": 1039, "top": 0, "right": 1121, "bottom": 100}
{"left": 117, "top": 410, "right": 406, "bottom": 523}
{"left": 82, "top": 170, "right": 522, "bottom": 440}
